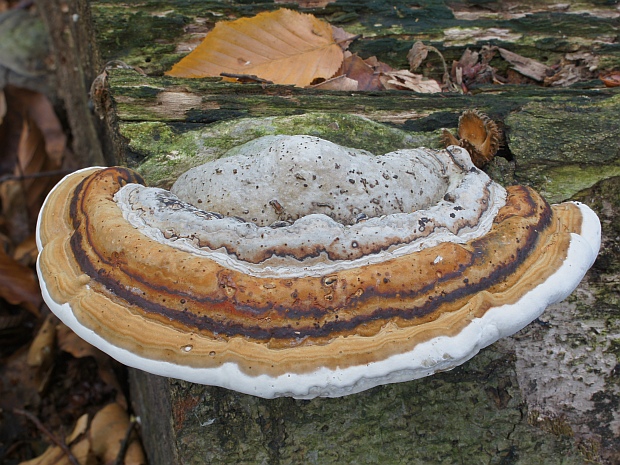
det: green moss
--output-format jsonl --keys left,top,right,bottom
{"left": 121, "top": 113, "right": 438, "bottom": 187}
{"left": 170, "top": 345, "right": 587, "bottom": 464}
{"left": 90, "top": 0, "right": 620, "bottom": 82}
{"left": 508, "top": 98, "right": 620, "bottom": 201}
{"left": 92, "top": 5, "right": 188, "bottom": 73}
{"left": 537, "top": 164, "right": 620, "bottom": 204}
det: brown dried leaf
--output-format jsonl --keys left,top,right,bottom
{"left": 363, "top": 56, "right": 393, "bottom": 74}
{"left": 459, "top": 48, "right": 481, "bottom": 69}
{"left": 407, "top": 41, "right": 429, "bottom": 71}
{"left": 67, "top": 414, "right": 90, "bottom": 444}
{"left": 5, "top": 87, "right": 66, "bottom": 164}
{"left": 90, "top": 403, "right": 146, "bottom": 465}
{"left": 27, "top": 313, "right": 57, "bottom": 368}
{"left": 24, "top": 93, "right": 66, "bottom": 164}
{"left": 498, "top": 47, "right": 551, "bottom": 82}
{"left": 57, "top": 322, "right": 101, "bottom": 360}
{"left": 450, "top": 47, "right": 497, "bottom": 91}
{"left": 544, "top": 63, "right": 583, "bottom": 87}
{"left": 166, "top": 9, "right": 345, "bottom": 87}
{"left": 310, "top": 74, "right": 358, "bottom": 91}
{"left": 0, "top": 245, "right": 40, "bottom": 314}
{"left": 0, "top": 346, "right": 40, "bottom": 412}
{"left": 0, "top": 178, "right": 30, "bottom": 244}
{"left": 0, "top": 87, "right": 66, "bottom": 242}
{"left": 338, "top": 53, "right": 384, "bottom": 91}
{"left": 19, "top": 421, "right": 95, "bottom": 465}
{"left": 380, "top": 70, "right": 442, "bottom": 93}
{"left": 16, "top": 118, "right": 47, "bottom": 194}
{"left": 13, "top": 233, "right": 39, "bottom": 267}
{"left": 331, "top": 25, "right": 358, "bottom": 51}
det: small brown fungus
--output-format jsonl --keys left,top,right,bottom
{"left": 441, "top": 110, "right": 501, "bottom": 167}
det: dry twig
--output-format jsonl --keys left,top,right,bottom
{"left": 13, "top": 408, "right": 81, "bottom": 465}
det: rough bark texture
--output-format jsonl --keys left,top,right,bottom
{"left": 81, "top": 1, "right": 620, "bottom": 463}
{"left": 34, "top": 0, "right": 118, "bottom": 167}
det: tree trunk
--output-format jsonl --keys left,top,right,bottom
{"left": 34, "top": 0, "right": 121, "bottom": 167}
{"left": 78, "top": 1, "right": 620, "bottom": 463}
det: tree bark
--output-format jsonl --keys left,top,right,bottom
{"left": 81, "top": 1, "right": 620, "bottom": 463}
{"left": 34, "top": 0, "right": 120, "bottom": 167}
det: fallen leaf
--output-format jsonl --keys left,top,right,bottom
{"left": 13, "top": 233, "right": 38, "bottom": 266}
{"left": 380, "top": 70, "right": 442, "bottom": 93}
{"left": 310, "top": 74, "right": 358, "bottom": 91}
{"left": 450, "top": 47, "right": 498, "bottom": 91}
{"left": 406, "top": 41, "right": 452, "bottom": 90}
{"left": 363, "top": 56, "right": 393, "bottom": 74}
{"left": 27, "top": 313, "right": 57, "bottom": 368}
{"left": 544, "top": 63, "right": 583, "bottom": 87}
{"left": 331, "top": 25, "right": 358, "bottom": 51}
{"left": 0, "top": 178, "right": 30, "bottom": 244}
{"left": 4, "top": 86, "right": 66, "bottom": 164}
{"left": 57, "top": 322, "right": 102, "bottom": 360}
{"left": 0, "top": 86, "right": 66, "bottom": 243}
{"left": 166, "top": 9, "right": 345, "bottom": 87}
{"left": 19, "top": 438, "right": 94, "bottom": 465}
{"left": 0, "top": 245, "right": 41, "bottom": 314}
{"left": 498, "top": 47, "right": 551, "bottom": 82}
{"left": 19, "top": 413, "right": 95, "bottom": 465}
{"left": 66, "top": 414, "right": 90, "bottom": 444}
{"left": 407, "top": 41, "right": 429, "bottom": 71}
{"left": 337, "top": 53, "right": 384, "bottom": 91}
{"left": 90, "top": 403, "right": 146, "bottom": 465}
{"left": 0, "top": 346, "right": 40, "bottom": 413}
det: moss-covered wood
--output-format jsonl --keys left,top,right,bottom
{"left": 78, "top": 1, "right": 620, "bottom": 464}
{"left": 91, "top": 0, "right": 620, "bottom": 76}
{"left": 124, "top": 115, "right": 620, "bottom": 465}
{"left": 108, "top": 69, "right": 617, "bottom": 123}
{"left": 130, "top": 173, "right": 620, "bottom": 462}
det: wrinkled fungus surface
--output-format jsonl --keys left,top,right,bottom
{"left": 36, "top": 135, "right": 600, "bottom": 398}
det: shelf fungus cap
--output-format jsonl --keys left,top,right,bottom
{"left": 36, "top": 135, "right": 601, "bottom": 399}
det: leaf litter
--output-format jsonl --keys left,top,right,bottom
{"left": 167, "top": 8, "right": 442, "bottom": 92}
{"left": 167, "top": 8, "right": 610, "bottom": 93}
{"left": 0, "top": 4, "right": 146, "bottom": 462}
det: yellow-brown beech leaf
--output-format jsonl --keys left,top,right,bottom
{"left": 166, "top": 9, "right": 345, "bottom": 87}
{"left": 90, "top": 403, "right": 146, "bottom": 465}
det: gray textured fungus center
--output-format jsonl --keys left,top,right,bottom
{"left": 171, "top": 135, "right": 450, "bottom": 226}
{"left": 115, "top": 136, "right": 506, "bottom": 275}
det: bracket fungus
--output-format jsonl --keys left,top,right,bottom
{"left": 36, "top": 135, "right": 600, "bottom": 399}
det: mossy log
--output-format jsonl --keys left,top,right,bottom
{"left": 45, "top": 0, "right": 620, "bottom": 463}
